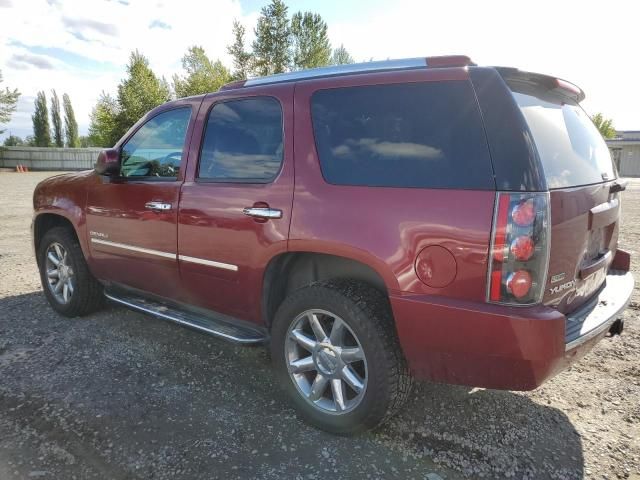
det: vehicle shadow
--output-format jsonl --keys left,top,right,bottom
{"left": 382, "top": 381, "right": 584, "bottom": 479}
{"left": 0, "top": 291, "right": 584, "bottom": 480}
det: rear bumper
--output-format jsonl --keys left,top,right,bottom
{"left": 391, "top": 269, "right": 634, "bottom": 391}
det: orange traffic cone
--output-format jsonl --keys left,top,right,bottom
{"left": 16, "top": 165, "right": 22, "bottom": 172}
{"left": 24, "top": 166, "right": 29, "bottom": 172}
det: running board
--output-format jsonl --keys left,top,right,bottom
{"left": 104, "top": 292, "right": 267, "bottom": 345}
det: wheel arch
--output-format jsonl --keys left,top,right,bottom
{"left": 33, "top": 213, "right": 83, "bottom": 266}
{"left": 261, "top": 250, "right": 395, "bottom": 328}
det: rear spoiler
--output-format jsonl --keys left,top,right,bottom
{"left": 494, "top": 67, "right": 586, "bottom": 103}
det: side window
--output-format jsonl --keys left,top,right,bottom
{"left": 310, "top": 82, "right": 494, "bottom": 189}
{"left": 198, "top": 97, "right": 283, "bottom": 182}
{"left": 120, "top": 107, "right": 191, "bottom": 179}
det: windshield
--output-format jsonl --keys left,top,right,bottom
{"left": 512, "top": 91, "right": 615, "bottom": 189}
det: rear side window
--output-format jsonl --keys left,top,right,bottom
{"left": 198, "top": 97, "right": 283, "bottom": 182}
{"left": 310, "top": 81, "right": 494, "bottom": 189}
{"left": 512, "top": 91, "right": 615, "bottom": 189}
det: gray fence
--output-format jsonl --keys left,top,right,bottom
{"left": 0, "top": 147, "right": 102, "bottom": 171}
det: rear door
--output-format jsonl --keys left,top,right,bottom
{"left": 507, "top": 75, "right": 620, "bottom": 313}
{"left": 176, "top": 85, "right": 294, "bottom": 323}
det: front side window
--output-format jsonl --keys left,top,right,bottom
{"left": 310, "top": 81, "right": 494, "bottom": 189}
{"left": 120, "top": 107, "right": 191, "bottom": 179}
{"left": 198, "top": 97, "right": 283, "bottom": 182}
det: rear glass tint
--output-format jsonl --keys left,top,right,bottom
{"left": 512, "top": 91, "right": 615, "bottom": 189}
{"left": 310, "top": 82, "right": 494, "bottom": 189}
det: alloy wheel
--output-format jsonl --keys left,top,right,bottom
{"left": 44, "top": 242, "right": 75, "bottom": 304}
{"left": 285, "top": 309, "right": 368, "bottom": 414}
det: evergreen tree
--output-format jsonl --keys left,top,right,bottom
{"left": 227, "top": 20, "right": 253, "bottom": 80}
{"left": 116, "top": 50, "right": 170, "bottom": 137}
{"left": 88, "top": 92, "right": 120, "bottom": 147}
{"left": 291, "top": 12, "right": 331, "bottom": 70}
{"left": 32, "top": 91, "right": 51, "bottom": 147}
{"left": 331, "top": 44, "right": 355, "bottom": 65}
{"left": 252, "top": 0, "right": 291, "bottom": 76}
{"left": 50, "top": 90, "right": 64, "bottom": 147}
{"left": 63, "top": 93, "right": 80, "bottom": 147}
{"left": 173, "top": 46, "right": 231, "bottom": 97}
{"left": 0, "top": 70, "right": 20, "bottom": 134}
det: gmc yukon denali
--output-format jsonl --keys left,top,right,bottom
{"left": 33, "top": 56, "right": 634, "bottom": 434}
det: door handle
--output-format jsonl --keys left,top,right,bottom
{"left": 242, "top": 206, "right": 283, "bottom": 219}
{"left": 145, "top": 201, "right": 172, "bottom": 212}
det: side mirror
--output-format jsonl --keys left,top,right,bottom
{"left": 95, "top": 148, "right": 120, "bottom": 176}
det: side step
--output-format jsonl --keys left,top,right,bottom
{"left": 104, "top": 291, "right": 267, "bottom": 345}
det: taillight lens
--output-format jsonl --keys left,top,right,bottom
{"left": 487, "top": 192, "right": 550, "bottom": 305}
{"left": 510, "top": 236, "right": 535, "bottom": 261}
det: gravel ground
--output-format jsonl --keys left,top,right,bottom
{"left": 0, "top": 171, "right": 638, "bottom": 480}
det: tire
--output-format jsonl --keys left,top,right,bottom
{"left": 38, "top": 226, "right": 105, "bottom": 317}
{"left": 271, "top": 280, "right": 413, "bottom": 435}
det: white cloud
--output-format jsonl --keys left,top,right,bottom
{"left": 0, "top": 0, "right": 252, "bottom": 139}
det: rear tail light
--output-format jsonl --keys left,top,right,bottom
{"left": 487, "top": 192, "right": 550, "bottom": 305}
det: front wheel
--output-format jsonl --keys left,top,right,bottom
{"left": 271, "top": 280, "right": 413, "bottom": 435}
{"left": 38, "top": 226, "right": 105, "bottom": 317}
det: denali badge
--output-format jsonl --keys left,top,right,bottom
{"left": 89, "top": 231, "right": 108, "bottom": 239}
{"left": 550, "top": 273, "right": 566, "bottom": 284}
{"left": 549, "top": 280, "right": 576, "bottom": 295}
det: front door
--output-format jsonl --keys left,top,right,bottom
{"left": 177, "top": 86, "right": 294, "bottom": 323}
{"left": 86, "top": 106, "right": 194, "bottom": 299}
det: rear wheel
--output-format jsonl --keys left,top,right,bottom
{"left": 38, "top": 227, "right": 104, "bottom": 317}
{"left": 271, "top": 280, "right": 412, "bottom": 434}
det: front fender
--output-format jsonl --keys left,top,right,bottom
{"left": 33, "top": 171, "right": 96, "bottom": 262}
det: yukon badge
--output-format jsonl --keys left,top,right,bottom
{"left": 549, "top": 279, "right": 576, "bottom": 295}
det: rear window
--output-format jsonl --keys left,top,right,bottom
{"left": 512, "top": 91, "right": 615, "bottom": 189}
{"left": 310, "top": 82, "right": 494, "bottom": 189}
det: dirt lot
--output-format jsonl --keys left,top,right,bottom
{"left": 0, "top": 171, "right": 638, "bottom": 480}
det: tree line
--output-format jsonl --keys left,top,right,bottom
{"left": 2, "top": 88, "right": 80, "bottom": 148}
{"left": 88, "top": 0, "right": 354, "bottom": 147}
{"left": 25, "top": 90, "right": 81, "bottom": 147}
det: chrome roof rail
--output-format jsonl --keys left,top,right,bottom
{"left": 244, "top": 57, "right": 428, "bottom": 87}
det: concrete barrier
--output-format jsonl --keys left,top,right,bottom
{"left": 0, "top": 146, "right": 102, "bottom": 171}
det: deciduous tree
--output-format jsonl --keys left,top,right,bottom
{"left": 88, "top": 92, "right": 119, "bottom": 147}
{"left": 2, "top": 135, "right": 23, "bottom": 146}
{"left": 50, "top": 90, "right": 64, "bottom": 147}
{"left": 63, "top": 93, "right": 80, "bottom": 147}
{"left": 291, "top": 12, "right": 331, "bottom": 70}
{"left": 591, "top": 113, "right": 616, "bottom": 139}
{"left": 116, "top": 50, "right": 170, "bottom": 136}
{"left": 331, "top": 44, "right": 355, "bottom": 65}
{"left": 0, "top": 70, "right": 20, "bottom": 134}
{"left": 173, "top": 46, "right": 231, "bottom": 97}
{"left": 252, "top": 0, "right": 291, "bottom": 76}
{"left": 32, "top": 91, "right": 51, "bottom": 147}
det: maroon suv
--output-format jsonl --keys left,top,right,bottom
{"left": 33, "top": 55, "right": 634, "bottom": 434}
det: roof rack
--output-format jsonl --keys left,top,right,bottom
{"left": 220, "top": 55, "right": 474, "bottom": 91}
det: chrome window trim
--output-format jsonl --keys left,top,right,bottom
{"left": 91, "top": 238, "right": 176, "bottom": 260}
{"left": 178, "top": 255, "right": 238, "bottom": 272}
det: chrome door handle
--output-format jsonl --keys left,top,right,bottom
{"left": 145, "top": 201, "right": 172, "bottom": 211}
{"left": 242, "top": 207, "right": 283, "bottom": 219}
